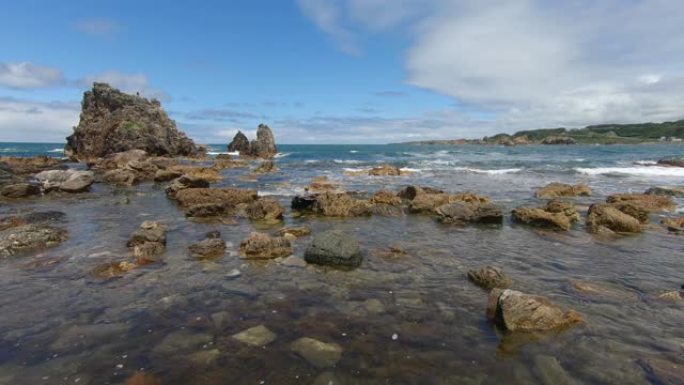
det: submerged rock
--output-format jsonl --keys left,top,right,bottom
{"left": 239, "top": 232, "right": 292, "bottom": 259}
{"left": 189, "top": 232, "right": 226, "bottom": 260}
{"left": 535, "top": 183, "right": 591, "bottom": 199}
{"left": 174, "top": 187, "right": 257, "bottom": 207}
{"left": 242, "top": 197, "right": 284, "bottom": 221}
{"left": 436, "top": 202, "right": 503, "bottom": 225}
{"left": 292, "top": 192, "right": 372, "bottom": 217}
{"left": 571, "top": 280, "right": 639, "bottom": 302}
{"left": 533, "top": 355, "right": 579, "bottom": 385}
{"left": 124, "top": 372, "right": 162, "bottom": 385}
{"left": 606, "top": 193, "right": 675, "bottom": 212}
{"left": 487, "top": 289, "right": 583, "bottom": 332}
{"left": 91, "top": 260, "right": 138, "bottom": 279}
{"left": 253, "top": 160, "right": 276, "bottom": 173}
{"left": 512, "top": 200, "right": 579, "bottom": 231}
{"left": 304, "top": 230, "right": 362, "bottom": 268}
{"left": 102, "top": 169, "right": 139, "bottom": 186}
{"left": 65, "top": 82, "right": 200, "bottom": 160}
{"left": 638, "top": 357, "right": 684, "bottom": 385}
{"left": 165, "top": 175, "right": 211, "bottom": 198}
{"left": 290, "top": 337, "right": 343, "bottom": 368}
{"left": 0, "top": 183, "right": 41, "bottom": 198}
{"left": 34, "top": 169, "right": 94, "bottom": 193}
{"left": 0, "top": 211, "right": 65, "bottom": 231}
{"left": 0, "top": 225, "right": 67, "bottom": 257}
{"left": 231, "top": 325, "right": 276, "bottom": 346}
{"left": 276, "top": 226, "right": 312, "bottom": 238}
{"left": 657, "top": 156, "right": 684, "bottom": 167}
{"left": 127, "top": 221, "right": 167, "bottom": 260}
{"left": 586, "top": 203, "right": 642, "bottom": 234}
{"left": 468, "top": 266, "right": 512, "bottom": 290}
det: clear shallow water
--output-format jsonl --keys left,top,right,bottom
{"left": 0, "top": 143, "right": 683, "bottom": 384}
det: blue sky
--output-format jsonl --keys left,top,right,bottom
{"left": 1, "top": 0, "right": 684, "bottom": 143}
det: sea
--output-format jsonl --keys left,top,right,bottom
{"left": 0, "top": 141, "right": 683, "bottom": 384}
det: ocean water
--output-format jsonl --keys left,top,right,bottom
{"left": 0, "top": 142, "right": 683, "bottom": 384}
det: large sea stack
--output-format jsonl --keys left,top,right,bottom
{"left": 65, "top": 83, "right": 201, "bottom": 160}
{"left": 227, "top": 124, "right": 277, "bottom": 158}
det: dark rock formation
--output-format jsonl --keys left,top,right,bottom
{"left": 645, "top": 186, "right": 684, "bottom": 197}
{"left": 541, "top": 136, "right": 577, "bottom": 145}
{"left": 227, "top": 124, "right": 277, "bottom": 158}
{"left": 657, "top": 156, "right": 684, "bottom": 167}
{"left": 304, "top": 230, "right": 362, "bottom": 268}
{"left": 65, "top": 83, "right": 201, "bottom": 160}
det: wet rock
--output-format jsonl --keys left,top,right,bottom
{"left": 91, "top": 260, "right": 138, "bottom": 279}
{"left": 371, "top": 189, "right": 402, "bottom": 205}
{"left": 168, "top": 165, "right": 221, "bottom": 182}
{"left": 541, "top": 136, "right": 576, "bottom": 145}
{"left": 291, "top": 195, "right": 317, "bottom": 211}
{"left": 93, "top": 149, "right": 149, "bottom": 170}
{"left": 242, "top": 197, "right": 284, "bottom": 221}
{"left": 127, "top": 221, "right": 166, "bottom": 259}
{"left": 610, "top": 201, "right": 650, "bottom": 224}
{"left": 292, "top": 192, "right": 372, "bottom": 217}
{"left": 586, "top": 203, "right": 642, "bottom": 234}
{"left": 124, "top": 372, "right": 162, "bottom": 385}
{"left": 34, "top": 169, "right": 94, "bottom": 193}
{"left": 606, "top": 193, "right": 675, "bottom": 212}
{"left": 280, "top": 255, "right": 307, "bottom": 267}
{"left": 535, "top": 183, "right": 591, "bottom": 199}
{"left": 371, "top": 203, "right": 405, "bottom": 217}
{"left": 638, "top": 357, "right": 684, "bottom": 385}
{"left": 408, "top": 192, "right": 450, "bottom": 214}
{"left": 533, "top": 355, "right": 579, "bottom": 385}
{"left": 656, "top": 291, "right": 682, "bottom": 301}
{"left": 571, "top": 280, "right": 639, "bottom": 301}
{"left": 290, "top": 337, "right": 343, "bottom": 368}
{"left": 152, "top": 330, "right": 213, "bottom": 356}
{"left": 239, "top": 232, "right": 292, "bottom": 259}
{"left": 0, "top": 183, "right": 40, "bottom": 198}
{"left": 657, "top": 156, "right": 684, "bottom": 167}
{"left": 512, "top": 200, "right": 578, "bottom": 231}
{"left": 662, "top": 217, "right": 684, "bottom": 233}
{"left": 436, "top": 202, "right": 503, "bottom": 225}
{"left": 165, "top": 175, "right": 211, "bottom": 198}
{"left": 253, "top": 160, "right": 276, "bottom": 173}
{"left": 227, "top": 130, "right": 250, "bottom": 154}
{"left": 214, "top": 158, "right": 248, "bottom": 169}
{"left": 468, "top": 266, "right": 512, "bottom": 290}
{"left": 231, "top": 325, "right": 277, "bottom": 346}
{"left": 103, "top": 169, "right": 139, "bottom": 186}
{"left": 0, "top": 225, "right": 67, "bottom": 257}
{"left": 174, "top": 187, "right": 257, "bottom": 207}
{"left": 487, "top": 289, "right": 583, "bottom": 332}
{"left": 153, "top": 169, "right": 183, "bottom": 182}
{"left": 397, "top": 185, "right": 444, "bottom": 200}
{"left": 0, "top": 156, "right": 64, "bottom": 175}
{"left": 65, "top": 82, "right": 200, "bottom": 160}
{"left": 645, "top": 186, "right": 684, "bottom": 197}
{"left": 304, "top": 230, "right": 362, "bottom": 268}
{"left": 189, "top": 233, "right": 226, "bottom": 260}
{"left": 276, "top": 226, "right": 311, "bottom": 238}
{"left": 185, "top": 203, "right": 233, "bottom": 218}
{"left": 369, "top": 164, "right": 401, "bottom": 176}
{"left": 0, "top": 211, "right": 65, "bottom": 231}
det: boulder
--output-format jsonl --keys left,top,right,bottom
{"left": 102, "top": 169, "right": 139, "bottom": 186}
{"left": 398, "top": 185, "right": 444, "bottom": 200}
{"left": 249, "top": 124, "right": 278, "bottom": 158}
{"left": 409, "top": 191, "right": 491, "bottom": 215}
{"left": 227, "top": 130, "right": 250, "bottom": 154}
{"left": 0, "top": 225, "right": 67, "bottom": 257}
{"left": 304, "top": 230, "right": 362, "bottom": 268}
{"left": 65, "top": 83, "right": 200, "bottom": 160}
{"left": 408, "top": 193, "right": 451, "bottom": 214}
{"left": 371, "top": 189, "right": 402, "bottom": 205}
{"left": 189, "top": 232, "right": 226, "bottom": 260}
{"left": 153, "top": 169, "right": 183, "bottom": 182}
{"left": 541, "top": 136, "right": 576, "bottom": 145}
{"left": 586, "top": 204, "right": 641, "bottom": 234}
{"left": 535, "top": 183, "right": 591, "bottom": 199}
{"left": 0, "top": 183, "right": 41, "bottom": 198}
{"left": 610, "top": 202, "right": 650, "bottom": 224}
{"left": 127, "top": 221, "right": 167, "bottom": 260}
{"left": 662, "top": 217, "right": 684, "bottom": 233}
{"left": 185, "top": 203, "right": 233, "bottom": 218}
{"left": 290, "top": 337, "right": 343, "bottom": 368}
{"left": 241, "top": 198, "right": 284, "bottom": 221}
{"left": 93, "top": 149, "right": 149, "bottom": 170}
{"left": 239, "top": 232, "right": 292, "bottom": 259}
{"left": 369, "top": 164, "right": 401, "bottom": 176}
{"left": 165, "top": 175, "right": 211, "bottom": 198}
{"left": 436, "top": 202, "right": 503, "bottom": 225}
{"left": 487, "top": 289, "right": 583, "bottom": 332}
{"left": 34, "top": 170, "right": 94, "bottom": 193}
{"left": 606, "top": 193, "right": 675, "bottom": 212}
{"left": 292, "top": 192, "right": 372, "bottom": 217}
{"left": 468, "top": 266, "right": 512, "bottom": 290}
{"left": 512, "top": 200, "right": 579, "bottom": 231}
{"left": 645, "top": 186, "right": 684, "bottom": 197}
{"left": 174, "top": 187, "right": 258, "bottom": 207}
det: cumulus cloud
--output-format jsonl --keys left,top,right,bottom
{"left": 74, "top": 18, "right": 121, "bottom": 37}
{"left": 0, "top": 97, "right": 79, "bottom": 142}
{"left": 296, "top": 0, "right": 360, "bottom": 55}
{"left": 0, "top": 62, "right": 65, "bottom": 89}
{"left": 301, "top": 0, "right": 684, "bottom": 135}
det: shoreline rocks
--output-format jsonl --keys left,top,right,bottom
{"left": 487, "top": 289, "right": 583, "bottom": 332}
{"left": 34, "top": 169, "right": 94, "bottom": 193}
{"left": 127, "top": 221, "right": 167, "bottom": 261}
{"left": 0, "top": 225, "right": 68, "bottom": 257}
{"left": 239, "top": 232, "right": 292, "bottom": 259}
{"left": 227, "top": 124, "right": 277, "bottom": 158}
{"left": 304, "top": 230, "right": 362, "bottom": 268}
{"left": 535, "top": 183, "right": 591, "bottom": 199}
{"left": 586, "top": 204, "right": 642, "bottom": 234}
{"left": 65, "top": 83, "right": 201, "bottom": 160}
{"left": 189, "top": 231, "right": 226, "bottom": 260}
{"left": 512, "top": 200, "right": 579, "bottom": 231}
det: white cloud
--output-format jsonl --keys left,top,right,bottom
{"left": 80, "top": 71, "right": 171, "bottom": 101}
{"left": 296, "top": 0, "right": 359, "bottom": 55}
{"left": 0, "top": 62, "right": 65, "bottom": 89}
{"left": 0, "top": 97, "right": 79, "bottom": 142}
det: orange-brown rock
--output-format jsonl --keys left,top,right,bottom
{"left": 606, "top": 193, "right": 675, "bottom": 212}
{"left": 586, "top": 203, "right": 641, "bottom": 234}
{"left": 535, "top": 183, "right": 591, "bottom": 199}
{"left": 239, "top": 232, "right": 292, "bottom": 259}
{"left": 175, "top": 188, "right": 258, "bottom": 207}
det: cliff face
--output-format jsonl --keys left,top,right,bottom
{"left": 227, "top": 124, "right": 277, "bottom": 158}
{"left": 65, "top": 83, "right": 201, "bottom": 160}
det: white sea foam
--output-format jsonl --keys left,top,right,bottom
{"left": 452, "top": 167, "right": 522, "bottom": 175}
{"left": 258, "top": 186, "right": 306, "bottom": 197}
{"left": 633, "top": 160, "right": 658, "bottom": 166}
{"left": 334, "top": 159, "right": 362, "bottom": 164}
{"left": 349, "top": 150, "right": 358, "bottom": 153}
{"left": 48, "top": 148, "right": 64, "bottom": 153}
{"left": 575, "top": 166, "right": 684, "bottom": 177}
{"left": 400, "top": 167, "right": 422, "bottom": 173}
{"left": 274, "top": 152, "right": 291, "bottom": 158}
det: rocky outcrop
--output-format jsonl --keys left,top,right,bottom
{"left": 227, "top": 124, "right": 278, "bottom": 158}
{"left": 0, "top": 225, "right": 67, "bottom": 257}
{"left": 586, "top": 203, "right": 642, "bottom": 234}
{"left": 165, "top": 175, "right": 211, "bottom": 198}
{"left": 487, "top": 289, "right": 583, "bottom": 332}
{"left": 304, "top": 230, "right": 363, "bottom": 268}
{"left": 468, "top": 266, "right": 512, "bottom": 290}
{"left": 189, "top": 231, "right": 226, "bottom": 260}
{"left": 662, "top": 217, "right": 684, "bottom": 233}
{"left": 239, "top": 232, "right": 292, "bottom": 259}
{"left": 436, "top": 202, "right": 503, "bottom": 225}
{"left": 0, "top": 183, "right": 41, "bottom": 198}
{"left": 173, "top": 187, "right": 258, "bottom": 207}
{"left": 535, "top": 183, "right": 591, "bottom": 199}
{"left": 127, "top": 221, "right": 167, "bottom": 260}
{"left": 512, "top": 200, "right": 579, "bottom": 231}
{"left": 241, "top": 197, "right": 284, "bottom": 221}
{"left": 34, "top": 170, "right": 94, "bottom": 193}
{"left": 606, "top": 193, "right": 675, "bottom": 212}
{"left": 292, "top": 192, "right": 372, "bottom": 217}
{"left": 0, "top": 156, "right": 64, "bottom": 175}
{"left": 65, "top": 83, "right": 201, "bottom": 160}
{"left": 541, "top": 136, "right": 576, "bottom": 145}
